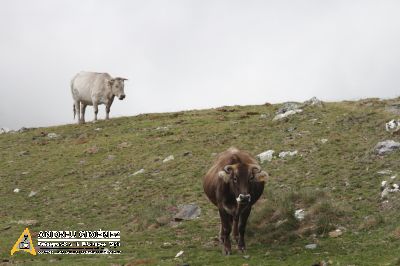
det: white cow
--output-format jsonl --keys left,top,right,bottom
{"left": 71, "top": 71, "right": 127, "bottom": 124}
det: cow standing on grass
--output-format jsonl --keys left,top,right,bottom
{"left": 203, "top": 147, "right": 268, "bottom": 255}
{"left": 71, "top": 71, "right": 128, "bottom": 124}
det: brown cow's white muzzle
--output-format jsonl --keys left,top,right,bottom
{"left": 119, "top": 94, "right": 126, "bottom": 100}
{"left": 236, "top": 194, "right": 251, "bottom": 204}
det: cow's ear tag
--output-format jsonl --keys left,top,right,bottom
{"left": 218, "top": 171, "right": 230, "bottom": 183}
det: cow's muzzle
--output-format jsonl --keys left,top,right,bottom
{"left": 236, "top": 194, "right": 251, "bottom": 204}
{"left": 119, "top": 95, "right": 126, "bottom": 100}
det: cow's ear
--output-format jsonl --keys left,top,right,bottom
{"left": 108, "top": 79, "right": 115, "bottom": 86}
{"left": 218, "top": 170, "right": 231, "bottom": 183}
{"left": 255, "top": 171, "right": 269, "bottom": 182}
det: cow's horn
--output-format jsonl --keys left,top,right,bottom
{"left": 224, "top": 165, "right": 234, "bottom": 174}
{"left": 218, "top": 164, "right": 234, "bottom": 183}
{"left": 255, "top": 171, "right": 269, "bottom": 182}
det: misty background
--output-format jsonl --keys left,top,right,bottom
{"left": 1, "top": 0, "right": 400, "bottom": 129}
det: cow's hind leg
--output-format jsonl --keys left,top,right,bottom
{"left": 81, "top": 103, "right": 87, "bottom": 124}
{"left": 93, "top": 102, "right": 99, "bottom": 121}
{"left": 75, "top": 101, "right": 82, "bottom": 124}
{"left": 238, "top": 207, "right": 251, "bottom": 252}
{"left": 218, "top": 209, "right": 233, "bottom": 255}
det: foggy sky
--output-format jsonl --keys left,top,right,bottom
{"left": 1, "top": 0, "right": 400, "bottom": 129}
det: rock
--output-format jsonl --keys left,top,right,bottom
{"left": 94, "top": 127, "right": 102, "bottom": 131}
{"left": 162, "top": 242, "right": 172, "bottom": 248}
{"left": 305, "top": 243, "right": 317, "bottom": 249}
{"left": 47, "top": 132, "right": 59, "bottom": 139}
{"left": 17, "top": 150, "right": 29, "bottom": 156}
{"left": 13, "top": 188, "right": 20, "bottom": 193}
{"left": 131, "top": 169, "right": 145, "bottom": 176}
{"left": 320, "top": 138, "right": 328, "bottom": 144}
{"left": 273, "top": 109, "right": 303, "bottom": 121}
{"left": 328, "top": 229, "right": 343, "bottom": 238}
{"left": 29, "top": 191, "right": 37, "bottom": 197}
{"left": 174, "top": 204, "right": 201, "bottom": 221}
{"left": 85, "top": 146, "right": 99, "bottom": 154}
{"left": 163, "top": 155, "right": 175, "bottom": 163}
{"left": 17, "top": 219, "right": 38, "bottom": 226}
{"left": 257, "top": 150, "right": 275, "bottom": 163}
{"left": 279, "top": 150, "right": 298, "bottom": 158}
{"left": 385, "top": 119, "right": 400, "bottom": 133}
{"left": 294, "top": 209, "right": 305, "bottom": 221}
{"left": 260, "top": 114, "right": 268, "bottom": 119}
{"left": 276, "top": 102, "right": 302, "bottom": 114}
{"left": 183, "top": 151, "right": 192, "bottom": 157}
{"left": 107, "top": 155, "right": 116, "bottom": 160}
{"left": 21, "top": 171, "right": 29, "bottom": 175}
{"left": 175, "top": 250, "right": 184, "bottom": 258}
{"left": 304, "top": 96, "right": 323, "bottom": 106}
{"left": 0, "top": 127, "right": 11, "bottom": 134}
{"left": 243, "top": 255, "right": 250, "bottom": 259}
{"left": 118, "top": 142, "right": 130, "bottom": 148}
{"left": 18, "top": 127, "right": 29, "bottom": 133}
{"left": 377, "top": 169, "right": 392, "bottom": 175}
{"left": 156, "top": 126, "right": 169, "bottom": 131}
{"left": 156, "top": 216, "right": 170, "bottom": 226}
{"left": 375, "top": 140, "right": 400, "bottom": 155}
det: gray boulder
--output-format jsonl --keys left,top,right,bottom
{"left": 375, "top": 140, "right": 400, "bottom": 155}
{"left": 174, "top": 204, "right": 201, "bottom": 221}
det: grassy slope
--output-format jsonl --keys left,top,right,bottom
{"left": 1, "top": 98, "right": 400, "bottom": 266}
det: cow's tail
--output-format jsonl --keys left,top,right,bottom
{"left": 73, "top": 103, "right": 76, "bottom": 119}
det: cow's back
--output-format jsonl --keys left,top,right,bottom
{"left": 71, "top": 72, "right": 111, "bottom": 104}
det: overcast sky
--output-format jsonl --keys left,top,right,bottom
{"left": 1, "top": 0, "right": 400, "bottom": 129}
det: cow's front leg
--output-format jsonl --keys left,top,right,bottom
{"left": 75, "top": 101, "right": 82, "bottom": 124}
{"left": 218, "top": 209, "right": 232, "bottom": 255}
{"left": 238, "top": 206, "right": 251, "bottom": 252}
{"left": 81, "top": 103, "right": 87, "bottom": 124}
{"left": 105, "top": 97, "right": 114, "bottom": 120}
{"left": 232, "top": 217, "right": 239, "bottom": 244}
{"left": 93, "top": 102, "right": 99, "bottom": 121}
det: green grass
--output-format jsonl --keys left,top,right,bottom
{"left": 1, "top": 98, "right": 400, "bottom": 265}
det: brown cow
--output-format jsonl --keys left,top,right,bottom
{"left": 203, "top": 147, "right": 268, "bottom": 255}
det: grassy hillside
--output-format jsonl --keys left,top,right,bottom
{"left": 1, "top": 98, "right": 400, "bottom": 266}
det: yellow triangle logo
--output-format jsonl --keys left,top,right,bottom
{"left": 10, "top": 228, "right": 36, "bottom": 256}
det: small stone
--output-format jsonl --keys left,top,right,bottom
{"left": 175, "top": 250, "right": 184, "bottom": 258}
{"left": 107, "top": 155, "right": 116, "bottom": 160}
{"left": 305, "top": 243, "right": 317, "bottom": 249}
{"left": 279, "top": 150, "right": 298, "bottom": 158}
{"left": 162, "top": 242, "right": 172, "bottom": 248}
{"left": 29, "top": 191, "right": 37, "bottom": 197}
{"left": 320, "top": 138, "right": 328, "bottom": 144}
{"left": 163, "top": 155, "right": 174, "bottom": 163}
{"left": 156, "top": 216, "right": 170, "bottom": 225}
{"left": 183, "top": 151, "right": 192, "bottom": 157}
{"left": 47, "top": 132, "right": 59, "bottom": 139}
{"left": 17, "top": 151, "right": 29, "bottom": 156}
{"left": 21, "top": 171, "right": 29, "bottom": 175}
{"left": 260, "top": 114, "right": 268, "bottom": 119}
{"left": 13, "top": 188, "right": 20, "bottom": 193}
{"left": 377, "top": 169, "right": 392, "bottom": 175}
{"left": 85, "top": 146, "right": 99, "bottom": 154}
{"left": 17, "top": 219, "right": 38, "bottom": 226}
{"left": 375, "top": 140, "right": 400, "bottom": 155}
{"left": 294, "top": 209, "right": 305, "bottom": 221}
{"left": 118, "top": 142, "right": 130, "bottom": 148}
{"left": 257, "top": 150, "right": 275, "bottom": 163}
{"left": 273, "top": 109, "right": 303, "bottom": 121}
{"left": 243, "top": 255, "right": 250, "bottom": 259}
{"left": 174, "top": 204, "right": 201, "bottom": 221}
{"left": 131, "top": 169, "right": 145, "bottom": 176}
{"left": 94, "top": 128, "right": 102, "bottom": 131}
{"left": 329, "top": 229, "right": 343, "bottom": 238}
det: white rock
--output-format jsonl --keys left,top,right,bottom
{"left": 375, "top": 140, "right": 400, "bottom": 155}
{"left": 0, "top": 127, "right": 11, "bottom": 134}
{"left": 273, "top": 109, "right": 303, "bottom": 121}
{"left": 381, "top": 180, "right": 387, "bottom": 187}
{"left": 294, "top": 209, "right": 305, "bottom": 221}
{"left": 28, "top": 191, "right": 37, "bottom": 197}
{"left": 257, "top": 150, "right": 275, "bottom": 163}
{"left": 320, "top": 138, "right": 328, "bottom": 144}
{"left": 47, "top": 132, "right": 59, "bottom": 139}
{"left": 163, "top": 155, "right": 174, "bottom": 163}
{"left": 390, "top": 175, "right": 397, "bottom": 180}
{"left": 385, "top": 119, "right": 400, "bottom": 132}
{"left": 279, "top": 150, "right": 298, "bottom": 158}
{"left": 13, "top": 188, "right": 20, "bottom": 193}
{"left": 260, "top": 114, "right": 268, "bottom": 119}
{"left": 131, "top": 169, "right": 145, "bottom": 176}
{"left": 377, "top": 170, "right": 392, "bottom": 175}
{"left": 156, "top": 126, "right": 169, "bottom": 131}
{"left": 305, "top": 243, "right": 317, "bottom": 249}
{"left": 175, "top": 250, "right": 184, "bottom": 258}
{"left": 94, "top": 128, "right": 102, "bottom": 131}
{"left": 381, "top": 188, "right": 390, "bottom": 199}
